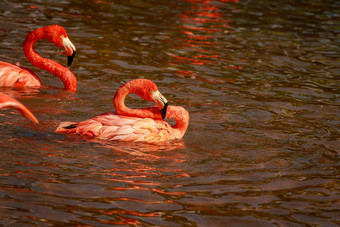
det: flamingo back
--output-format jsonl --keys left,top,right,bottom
{"left": 56, "top": 112, "right": 177, "bottom": 144}
{"left": 0, "top": 62, "right": 41, "bottom": 88}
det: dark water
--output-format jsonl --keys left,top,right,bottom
{"left": 0, "top": 0, "right": 339, "bottom": 226}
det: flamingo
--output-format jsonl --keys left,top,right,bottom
{"left": 56, "top": 79, "right": 190, "bottom": 144}
{"left": 0, "top": 25, "right": 77, "bottom": 91}
{"left": 0, "top": 92, "right": 38, "bottom": 123}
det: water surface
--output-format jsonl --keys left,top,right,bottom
{"left": 0, "top": 0, "right": 339, "bottom": 226}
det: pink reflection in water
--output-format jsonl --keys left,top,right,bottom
{"left": 170, "top": 0, "right": 242, "bottom": 84}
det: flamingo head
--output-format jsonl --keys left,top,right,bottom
{"left": 130, "top": 79, "right": 168, "bottom": 119}
{"left": 62, "top": 35, "right": 76, "bottom": 66}
{"left": 43, "top": 25, "right": 76, "bottom": 66}
{"left": 151, "top": 90, "right": 168, "bottom": 119}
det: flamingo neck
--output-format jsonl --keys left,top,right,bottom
{"left": 113, "top": 82, "right": 161, "bottom": 119}
{"left": 0, "top": 93, "right": 39, "bottom": 123}
{"left": 23, "top": 27, "right": 77, "bottom": 91}
{"left": 167, "top": 105, "right": 189, "bottom": 138}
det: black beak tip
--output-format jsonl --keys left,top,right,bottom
{"left": 67, "top": 51, "right": 76, "bottom": 66}
{"left": 160, "top": 102, "right": 168, "bottom": 119}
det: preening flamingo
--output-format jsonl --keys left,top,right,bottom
{"left": 56, "top": 79, "right": 190, "bottom": 144}
{"left": 0, "top": 25, "right": 77, "bottom": 91}
{"left": 0, "top": 92, "right": 38, "bottom": 123}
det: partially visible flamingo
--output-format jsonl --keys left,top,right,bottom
{"left": 0, "top": 92, "right": 38, "bottom": 123}
{"left": 56, "top": 79, "right": 190, "bottom": 144}
{"left": 0, "top": 25, "right": 77, "bottom": 91}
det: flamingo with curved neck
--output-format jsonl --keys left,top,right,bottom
{"left": 0, "top": 25, "right": 77, "bottom": 91}
{"left": 56, "top": 79, "right": 189, "bottom": 144}
{"left": 0, "top": 92, "right": 38, "bottom": 123}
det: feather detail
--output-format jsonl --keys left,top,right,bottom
{"left": 98, "top": 126, "right": 119, "bottom": 140}
{"left": 76, "top": 120, "right": 102, "bottom": 137}
{"left": 0, "top": 62, "right": 41, "bottom": 88}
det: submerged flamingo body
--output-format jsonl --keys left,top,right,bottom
{"left": 56, "top": 79, "right": 189, "bottom": 144}
{"left": 0, "top": 25, "right": 76, "bottom": 91}
{"left": 56, "top": 106, "right": 188, "bottom": 143}
{"left": 0, "top": 92, "right": 38, "bottom": 123}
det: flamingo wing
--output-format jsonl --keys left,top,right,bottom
{"left": 0, "top": 62, "right": 41, "bottom": 88}
{"left": 56, "top": 112, "right": 173, "bottom": 143}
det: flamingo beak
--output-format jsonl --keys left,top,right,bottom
{"left": 153, "top": 91, "right": 168, "bottom": 119}
{"left": 160, "top": 102, "right": 168, "bottom": 120}
{"left": 61, "top": 36, "right": 76, "bottom": 66}
{"left": 67, "top": 51, "right": 76, "bottom": 67}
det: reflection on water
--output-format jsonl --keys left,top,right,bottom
{"left": 170, "top": 0, "right": 241, "bottom": 84}
{"left": 0, "top": 0, "right": 339, "bottom": 226}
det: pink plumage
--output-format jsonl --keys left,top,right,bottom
{"left": 0, "top": 62, "right": 41, "bottom": 88}
{"left": 56, "top": 79, "right": 189, "bottom": 144}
